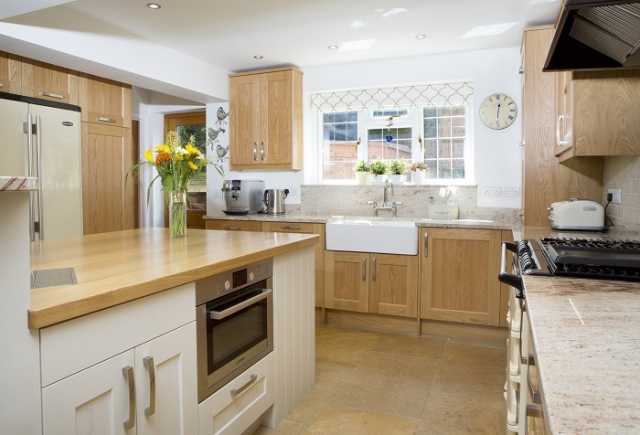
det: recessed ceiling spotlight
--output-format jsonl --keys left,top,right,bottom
{"left": 328, "top": 45, "right": 338, "bottom": 50}
{"left": 415, "top": 34, "right": 426, "bottom": 39}
{"left": 254, "top": 55, "right": 264, "bottom": 59}
{"left": 147, "top": 3, "right": 161, "bottom": 9}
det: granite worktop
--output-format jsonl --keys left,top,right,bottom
{"left": 204, "top": 213, "right": 515, "bottom": 230}
{"left": 29, "top": 228, "right": 318, "bottom": 329}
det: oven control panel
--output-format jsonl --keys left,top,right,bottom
{"left": 195, "top": 259, "right": 273, "bottom": 305}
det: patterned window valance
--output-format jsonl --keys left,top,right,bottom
{"left": 310, "top": 82, "right": 474, "bottom": 113}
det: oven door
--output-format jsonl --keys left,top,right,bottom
{"left": 196, "top": 278, "right": 273, "bottom": 403}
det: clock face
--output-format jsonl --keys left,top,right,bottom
{"left": 479, "top": 93, "right": 518, "bottom": 130}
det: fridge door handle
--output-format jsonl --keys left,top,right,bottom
{"left": 25, "top": 114, "right": 35, "bottom": 242}
{"left": 35, "top": 115, "right": 44, "bottom": 240}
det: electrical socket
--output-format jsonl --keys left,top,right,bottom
{"left": 608, "top": 188, "right": 622, "bottom": 204}
{"left": 287, "top": 187, "right": 299, "bottom": 197}
{"left": 501, "top": 187, "right": 521, "bottom": 197}
{"left": 483, "top": 187, "right": 502, "bottom": 197}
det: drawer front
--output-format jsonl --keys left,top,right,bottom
{"left": 198, "top": 352, "right": 274, "bottom": 435}
{"left": 206, "top": 220, "right": 263, "bottom": 232}
{"left": 262, "top": 221, "right": 316, "bottom": 233}
{"left": 40, "top": 283, "right": 195, "bottom": 387}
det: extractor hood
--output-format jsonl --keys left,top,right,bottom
{"left": 544, "top": 0, "right": 640, "bottom": 71}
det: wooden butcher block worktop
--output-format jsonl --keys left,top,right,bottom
{"left": 29, "top": 228, "right": 318, "bottom": 329}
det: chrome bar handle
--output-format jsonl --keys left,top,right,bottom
{"left": 281, "top": 225, "right": 301, "bottom": 230}
{"left": 253, "top": 142, "right": 257, "bottom": 161}
{"left": 224, "top": 226, "right": 242, "bottom": 231}
{"left": 35, "top": 115, "right": 44, "bottom": 240}
{"left": 25, "top": 114, "right": 35, "bottom": 241}
{"left": 231, "top": 374, "right": 257, "bottom": 397}
{"left": 97, "top": 117, "right": 117, "bottom": 123}
{"left": 122, "top": 365, "right": 136, "bottom": 430}
{"left": 261, "top": 142, "right": 265, "bottom": 161}
{"left": 556, "top": 115, "right": 567, "bottom": 147}
{"left": 423, "top": 233, "right": 428, "bottom": 257}
{"left": 498, "top": 242, "right": 523, "bottom": 297}
{"left": 372, "top": 257, "right": 376, "bottom": 281}
{"left": 209, "top": 289, "right": 272, "bottom": 320}
{"left": 40, "top": 91, "right": 64, "bottom": 100}
{"left": 143, "top": 356, "right": 156, "bottom": 417}
{"left": 362, "top": 258, "right": 367, "bottom": 281}
{"left": 0, "top": 82, "right": 4, "bottom": 88}
{"left": 527, "top": 354, "right": 542, "bottom": 405}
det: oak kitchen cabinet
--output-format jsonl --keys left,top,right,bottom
{"left": 229, "top": 67, "right": 303, "bottom": 171}
{"left": 0, "top": 50, "right": 21, "bottom": 94}
{"left": 79, "top": 74, "right": 132, "bottom": 128}
{"left": 521, "top": 26, "right": 603, "bottom": 227}
{"left": 263, "top": 221, "right": 325, "bottom": 308}
{"left": 39, "top": 283, "right": 197, "bottom": 435}
{"left": 325, "top": 250, "right": 418, "bottom": 318}
{"left": 420, "top": 228, "right": 502, "bottom": 326}
{"left": 555, "top": 69, "right": 640, "bottom": 162}
{"left": 82, "top": 123, "right": 136, "bottom": 234}
{"left": 21, "top": 57, "right": 79, "bottom": 105}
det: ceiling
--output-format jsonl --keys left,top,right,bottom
{"left": 44, "top": 0, "right": 561, "bottom": 72}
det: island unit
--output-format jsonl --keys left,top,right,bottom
{"left": 2, "top": 212, "right": 318, "bottom": 435}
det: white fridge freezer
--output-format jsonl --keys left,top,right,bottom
{"left": 0, "top": 95, "right": 83, "bottom": 240}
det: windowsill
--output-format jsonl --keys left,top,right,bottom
{"left": 306, "top": 181, "right": 478, "bottom": 187}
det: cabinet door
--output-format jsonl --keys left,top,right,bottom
{"left": 229, "top": 74, "right": 261, "bottom": 166}
{"left": 42, "top": 350, "right": 135, "bottom": 435}
{"left": 325, "top": 251, "right": 369, "bottom": 312}
{"left": 135, "top": 322, "right": 197, "bottom": 435}
{"left": 554, "top": 71, "right": 573, "bottom": 157}
{"left": 82, "top": 123, "right": 135, "bottom": 235}
{"left": 79, "top": 74, "right": 132, "bottom": 128}
{"left": 262, "top": 222, "right": 325, "bottom": 308}
{"left": 21, "top": 58, "right": 78, "bottom": 105}
{"left": 261, "top": 70, "right": 292, "bottom": 165}
{"left": 420, "top": 228, "right": 502, "bottom": 326}
{"left": 0, "top": 51, "right": 21, "bottom": 94}
{"left": 206, "top": 219, "right": 263, "bottom": 231}
{"left": 369, "top": 253, "right": 418, "bottom": 318}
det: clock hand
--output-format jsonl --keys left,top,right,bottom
{"left": 497, "top": 102, "right": 501, "bottom": 119}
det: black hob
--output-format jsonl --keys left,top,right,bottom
{"left": 517, "top": 237, "right": 640, "bottom": 281}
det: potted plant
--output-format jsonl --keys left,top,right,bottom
{"left": 389, "top": 158, "right": 409, "bottom": 183}
{"left": 369, "top": 159, "right": 389, "bottom": 183}
{"left": 354, "top": 160, "right": 370, "bottom": 185}
{"left": 410, "top": 162, "right": 427, "bottom": 185}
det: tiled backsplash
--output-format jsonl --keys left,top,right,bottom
{"left": 603, "top": 156, "right": 640, "bottom": 231}
{"left": 292, "top": 185, "right": 521, "bottom": 222}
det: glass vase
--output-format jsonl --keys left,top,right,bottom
{"left": 169, "top": 190, "right": 187, "bottom": 238}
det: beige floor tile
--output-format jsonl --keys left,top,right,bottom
{"left": 304, "top": 405, "right": 417, "bottom": 435}
{"left": 253, "top": 420, "right": 308, "bottom": 435}
{"left": 441, "top": 341, "right": 507, "bottom": 372}
{"left": 354, "top": 351, "right": 440, "bottom": 385}
{"left": 416, "top": 389, "right": 506, "bottom": 435}
{"left": 371, "top": 334, "right": 448, "bottom": 359}
{"left": 286, "top": 359, "right": 357, "bottom": 425}
{"left": 315, "top": 327, "right": 383, "bottom": 364}
{"left": 431, "top": 366, "right": 506, "bottom": 393}
{"left": 329, "top": 370, "right": 430, "bottom": 419}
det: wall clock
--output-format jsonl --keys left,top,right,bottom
{"left": 479, "top": 93, "right": 518, "bottom": 130}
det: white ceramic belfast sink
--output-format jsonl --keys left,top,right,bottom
{"left": 325, "top": 219, "right": 418, "bottom": 255}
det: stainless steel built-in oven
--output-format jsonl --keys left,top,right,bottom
{"left": 196, "top": 259, "right": 273, "bottom": 403}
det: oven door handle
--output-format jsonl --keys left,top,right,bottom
{"left": 498, "top": 242, "right": 524, "bottom": 298}
{"left": 209, "top": 288, "right": 272, "bottom": 320}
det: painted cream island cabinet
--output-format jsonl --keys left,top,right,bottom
{"left": 21, "top": 229, "right": 317, "bottom": 435}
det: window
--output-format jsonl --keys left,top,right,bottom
{"left": 319, "top": 105, "right": 470, "bottom": 183}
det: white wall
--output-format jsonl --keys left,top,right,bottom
{"left": 206, "top": 47, "right": 523, "bottom": 215}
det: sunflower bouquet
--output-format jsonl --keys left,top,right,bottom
{"left": 129, "top": 131, "right": 208, "bottom": 237}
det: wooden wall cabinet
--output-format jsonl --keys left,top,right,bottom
{"left": 79, "top": 74, "right": 132, "bottom": 128}
{"left": 0, "top": 51, "right": 21, "bottom": 94}
{"left": 81, "top": 123, "right": 135, "bottom": 235}
{"left": 555, "top": 69, "right": 640, "bottom": 162}
{"left": 229, "top": 67, "right": 303, "bottom": 171}
{"left": 21, "top": 58, "right": 78, "bottom": 105}
{"left": 325, "top": 250, "right": 418, "bottom": 318}
{"left": 262, "top": 222, "right": 325, "bottom": 308}
{"left": 521, "top": 26, "right": 603, "bottom": 227}
{"left": 420, "top": 228, "right": 502, "bottom": 326}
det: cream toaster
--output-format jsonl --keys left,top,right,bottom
{"left": 548, "top": 199, "right": 605, "bottom": 231}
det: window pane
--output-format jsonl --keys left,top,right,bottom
{"left": 425, "top": 160, "right": 437, "bottom": 178}
{"left": 322, "top": 111, "right": 358, "bottom": 181}
{"left": 451, "top": 106, "right": 466, "bottom": 116}
{"left": 424, "top": 118, "right": 437, "bottom": 138}
{"left": 398, "top": 128, "right": 412, "bottom": 139}
{"left": 438, "top": 139, "right": 451, "bottom": 159}
{"left": 452, "top": 159, "right": 465, "bottom": 179}
{"left": 452, "top": 139, "right": 465, "bottom": 158}
{"left": 346, "top": 112, "right": 358, "bottom": 122}
{"left": 452, "top": 117, "right": 465, "bottom": 136}
{"left": 369, "top": 142, "right": 383, "bottom": 161}
{"left": 323, "top": 113, "right": 335, "bottom": 123}
{"left": 438, "top": 160, "right": 452, "bottom": 178}
{"left": 424, "top": 107, "right": 437, "bottom": 118}
{"left": 425, "top": 139, "right": 437, "bottom": 159}
{"left": 437, "top": 106, "right": 451, "bottom": 116}
{"left": 438, "top": 118, "right": 451, "bottom": 136}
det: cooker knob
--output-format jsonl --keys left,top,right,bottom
{"left": 224, "top": 280, "right": 231, "bottom": 291}
{"left": 249, "top": 272, "right": 255, "bottom": 282}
